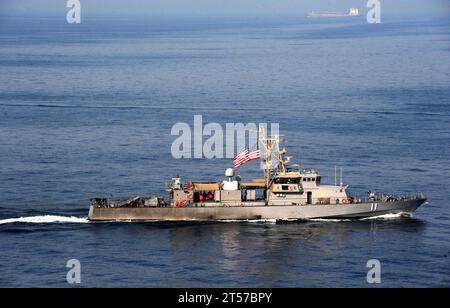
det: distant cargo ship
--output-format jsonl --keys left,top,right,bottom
{"left": 308, "top": 8, "right": 359, "bottom": 18}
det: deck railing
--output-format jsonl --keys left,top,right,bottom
{"left": 350, "top": 192, "right": 425, "bottom": 204}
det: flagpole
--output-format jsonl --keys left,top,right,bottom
{"left": 259, "top": 125, "right": 270, "bottom": 189}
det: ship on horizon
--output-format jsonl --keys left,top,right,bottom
{"left": 308, "top": 8, "right": 359, "bottom": 18}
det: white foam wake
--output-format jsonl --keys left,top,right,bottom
{"left": 305, "top": 213, "right": 411, "bottom": 222}
{"left": 222, "top": 213, "right": 411, "bottom": 223}
{"left": 307, "top": 218, "right": 352, "bottom": 222}
{"left": 361, "top": 212, "right": 411, "bottom": 220}
{"left": 220, "top": 219, "right": 278, "bottom": 223}
{"left": 0, "top": 215, "right": 89, "bottom": 225}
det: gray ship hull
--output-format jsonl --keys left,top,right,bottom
{"left": 88, "top": 198, "right": 426, "bottom": 222}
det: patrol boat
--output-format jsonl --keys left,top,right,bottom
{"left": 88, "top": 132, "right": 426, "bottom": 221}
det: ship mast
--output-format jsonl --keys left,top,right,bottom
{"left": 259, "top": 125, "right": 287, "bottom": 188}
{"left": 259, "top": 125, "right": 270, "bottom": 187}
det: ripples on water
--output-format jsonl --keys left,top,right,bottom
{"left": 0, "top": 15, "right": 449, "bottom": 287}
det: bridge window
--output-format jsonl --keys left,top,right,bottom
{"left": 274, "top": 177, "right": 300, "bottom": 184}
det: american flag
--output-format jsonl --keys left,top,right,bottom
{"left": 233, "top": 149, "right": 261, "bottom": 169}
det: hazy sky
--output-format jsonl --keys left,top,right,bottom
{"left": 1, "top": 0, "right": 449, "bottom": 18}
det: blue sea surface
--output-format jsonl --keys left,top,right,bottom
{"left": 0, "top": 15, "right": 449, "bottom": 287}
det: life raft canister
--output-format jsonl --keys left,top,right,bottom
{"left": 175, "top": 200, "right": 186, "bottom": 207}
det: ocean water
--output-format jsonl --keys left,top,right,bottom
{"left": 0, "top": 15, "right": 449, "bottom": 287}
